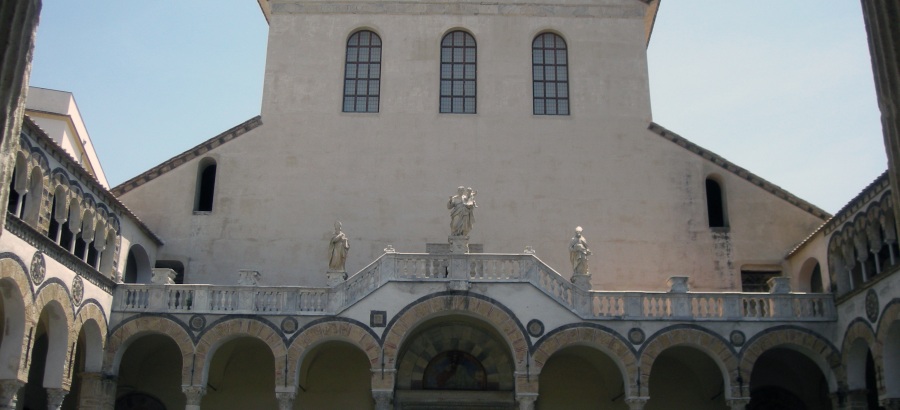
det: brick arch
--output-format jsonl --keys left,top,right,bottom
{"left": 105, "top": 316, "right": 195, "bottom": 385}
{"left": 0, "top": 256, "right": 36, "bottom": 381}
{"left": 841, "top": 319, "right": 879, "bottom": 392}
{"left": 876, "top": 301, "right": 900, "bottom": 398}
{"left": 74, "top": 302, "right": 109, "bottom": 373}
{"left": 382, "top": 293, "right": 529, "bottom": 372}
{"left": 739, "top": 327, "right": 842, "bottom": 392}
{"left": 286, "top": 319, "right": 381, "bottom": 389}
{"left": 32, "top": 282, "right": 76, "bottom": 389}
{"left": 193, "top": 318, "right": 288, "bottom": 386}
{"left": 639, "top": 326, "right": 739, "bottom": 399}
{"left": 532, "top": 326, "right": 637, "bottom": 396}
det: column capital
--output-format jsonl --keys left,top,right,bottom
{"left": 46, "top": 388, "right": 69, "bottom": 410}
{"left": 182, "top": 385, "right": 207, "bottom": 406}
{"left": 625, "top": 396, "right": 650, "bottom": 410}
{"left": 727, "top": 397, "right": 751, "bottom": 410}
{"left": 372, "top": 389, "right": 393, "bottom": 410}
{"left": 0, "top": 379, "right": 25, "bottom": 410}
{"left": 516, "top": 393, "right": 538, "bottom": 410}
{"left": 275, "top": 391, "right": 296, "bottom": 410}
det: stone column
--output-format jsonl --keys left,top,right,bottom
{"left": 372, "top": 390, "right": 392, "bottom": 410}
{"left": 0, "top": 380, "right": 25, "bottom": 410}
{"left": 515, "top": 393, "right": 537, "bottom": 410}
{"left": 275, "top": 391, "right": 296, "bottom": 410}
{"left": 726, "top": 397, "right": 751, "bottom": 410}
{"left": 844, "top": 389, "right": 869, "bottom": 410}
{"left": 182, "top": 386, "right": 207, "bottom": 410}
{"left": 78, "top": 372, "right": 116, "bottom": 410}
{"left": 625, "top": 396, "right": 649, "bottom": 410}
{"left": 46, "top": 388, "right": 68, "bottom": 410}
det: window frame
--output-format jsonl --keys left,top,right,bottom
{"left": 439, "top": 30, "right": 477, "bottom": 114}
{"left": 342, "top": 30, "right": 383, "bottom": 113}
{"left": 532, "top": 32, "right": 570, "bottom": 116}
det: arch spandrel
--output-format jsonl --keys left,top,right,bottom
{"left": 105, "top": 316, "right": 195, "bottom": 385}
{"left": 638, "top": 326, "right": 739, "bottom": 400}
{"left": 381, "top": 294, "right": 529, "bottom": 373}
{"left": 739, "top": 327, "right": 843, "bottom": 392}
{"left": 192, "top": 318, "right": 287, "bottom": 386}
{"left": 532, "top": 326, "right": 637, "bottom": 396}
{"left": 286, "top": 319, "right": 380, "bottom": 389}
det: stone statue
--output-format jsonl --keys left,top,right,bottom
{"left": 328, "top": 221, "right": 349, "bottom": 272}
{"left": 447, "top": 186, "right": 477, "bottom": 237}
{"left": 569, "top": 226, "right": 592, "bottom": 275}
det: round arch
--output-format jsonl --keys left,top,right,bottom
{"left": 533, "top": 326, "right": 637, "bottom": 396}
{"left": 74, "top": 303, "right": 109, "bottom": 373}
{"left": 192, "top": 318, "right": 287, "bottom": 386}
{"left": 876, "top": 301, "right": 900, "bottom": 399}
{"left": 32, "top": 283, "right": 75, "bottom": 390}
{"left": 0, "top": 257, "right": 35, "bottom": 381}
{"left": 286, "top": 319, "right": 380, "bottom": 389}
{"left": 381, "top": 293, "right": 529, "bottom": 373}
{"left": 797, "top": 257, "right": 824, "bottom": 293}
{"left": 639, "top": 326, "right": 739, "bottom": 399}
{"left": 123, "top": 244, "right": 151, "bottom": 284}
{"left": 105, "top": 316, "right": 195, "bottom": 385}
{"left": 739, "top": 327, "right": 842, "bottom": 393}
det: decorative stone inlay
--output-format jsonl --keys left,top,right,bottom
{"left": 281, "top": 317, "right": 298, "bottom": 334}
{"left": 628, "top": 328, "right": 645, "bottom": 345}
{"left": 730, "top": 330, "right": 746, "bottom": 347}
{"left": 526, "top": 319, "right": 544, "bottom": 338}
{"left": 865, "top": 289, "right": 879, "bottom": 323}
{"left": 72, "top": 276, "right": 84, "bottom": 306}
{"left": 189, "top": 315, "right": 206, "bottom": 331}
{"left": 370, "top": 310, "right": 386, "bottom": 328}
{"left": 30, "top": 251, "right": 45, "bottom": 284}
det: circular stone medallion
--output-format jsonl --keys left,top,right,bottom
{"left": 730, "top": 330, "right": 746, "bottom": 347}
{"left": 281, "top": 317, "right": 298, "bottom": 334}
{"left": 865, "top": 289, "right": 879, "bottom": 324}
{"left": 526, "top": 319, "right": 544, "bottom": 338}
{"left": 628, "top": 328, "right": 645, "bottom": 345}
{"left": 189, "top": 314, "right": 206, "bottom": 331}
{"left": 30, "top": 251, "right": 45, "bottom": 285}
{"left": 71, "top": 276, "right": 84, "bottom": 306}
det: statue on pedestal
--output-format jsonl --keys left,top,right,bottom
{"left": 448, "top": 186, "right": 477, "bottom": 237}
{"left": 569, "top": 226, "right": 591, "bottom": 275}
{"left": 328, "top": 221, "right": 349, "bottom": 272}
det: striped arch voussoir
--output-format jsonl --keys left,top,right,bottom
{"left": 286, "top": 320, "right": 381, "bottom": 388}
{"left": 533, "top": 327, "right": 637, "bottom": 395}
{"left": 193, "top": 318, "right": 287, "bottom": 386}
{"left": 105, "top": 316, "right": 195, "bottom": 385}
{"left": 739, "top": 328, "right": 843, "bottom": 392}
{"left": 639, "top": 327, "right": 739, "bottom": 399}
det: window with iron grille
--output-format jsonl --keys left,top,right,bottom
{"left": 343, "top": 30, "right": 382, "bottom": 113}
{"left": 532, "top": 33, "right": 569, "bottom": 115}
{"left": 440, "top": 31, "right": 476, "bottom": 114}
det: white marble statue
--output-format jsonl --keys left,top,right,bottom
{"left": 329, "top": 221, "right": 349, "bottom": 272}
{"left": 569, "top": 226, "right": 592, "bottom": 275}
{"left": 447, "top": 186, "right": 477, "bottom": 237}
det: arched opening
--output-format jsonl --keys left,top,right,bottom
{"left": 47, "top": 190, "right": 64, "bottom": 243}
{"left": 749, "top": 348, "right": 832, "bottom": 409}
{"left": 884, "top": 321, "right": 900, "bottom": 400}
{"left": 194, "top": 158, "right": 217, "bottom": 212}
{"left": 202, "top": 337, "right": 276, "bottom": 409}
{"left": 115, "top": 334, "right": 184, "bottom": 409}
{"left": 395, "top": 316, "right": 515, "bottom": 408}
{"left": 0, "top": 276, "right": 27, "bottom": 381}
{"left": 22, "top": 167, "right": 43, "bottom": 225}
{"left": 60, "top": 199, "right": 81, "bottom": 252}
{"left": 705, "top": 177, "right": 728, "bottom": 229}
{"left": 61, "top": 328, "right": 88, "bottom": 409}
{"left": 21, "top": 302, "right": 69, "bottom": 409}
{"left": 154, "top": 260, "right": 185, "bottom": 284}
{"left": 123, "top": 245, "right": 152, "bottom": 284}
{"left": 797, "top": 258, "right": 824, "bottom": 293}
{"left": 7, "top": 153, "right": 28, "bottom": 217}
{"left": 296, "top": 341, "right": 372, "bottom": 409}
{"left": 537, "top": 345, "right": 627, "bottom": 409}
{"left": 646, "top": 346, "right": 727, "bottom": 410}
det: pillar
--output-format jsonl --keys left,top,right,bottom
{"left": 625, "top": 396, "right": 649, "bottom": 410}
{"left": 78, "top": 372, "right": 116, "bottom": 410}
{"left": 182, "top": 386, "right": 207, "bottom": 410}
{"left": 515, "top": 393, "right": 537, "bottom": 410}
{"left": 727, "top": 397, "right": 750, "bottom": 410}
{"left": 372, "top": 390, "right": 392, "bottom": 410}
{"left": 46, "top": 388, "right": 68, "bottom": 410}
{"left": 845, "top": 389, "right": 869, "bottom": 410}
{"left": 275, "top": 391, "right": 295, "bottom": 410}
{"left": 0, "top": 380, "right": 25, "bottom": 410}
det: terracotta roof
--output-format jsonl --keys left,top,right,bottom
{"left": 647, "top": 122, "right": 831, "bottom": 221}
{"left": 112, "top": 116, "right": 263, "bottom": 196}
{"left": 21, "top": 116, "right": 164, "bottom": 245}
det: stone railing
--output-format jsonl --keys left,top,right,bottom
{"left": 112, "top": 252, "right": 836, "bottom": 321}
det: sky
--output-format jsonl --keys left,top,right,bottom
{"left": 28, "top": 2, "right": 885, "bottom": 214}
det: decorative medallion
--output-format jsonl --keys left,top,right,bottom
{"left": 281, "top": 317, "right": 298, "bottom": 334}
{"left": 189, "top": 315, "right": 206, "bottom": 331}
{"left": 865, "top": 289, "right": 879, "bottom": 324}
{"left": 526, "top": 319, "right": 544, "bottom": 338}
{"left": 30, "top": 251, "right": 46, "bottom": 285}
{"left": 628, "top": 328, "right": 645, "bottom": 345}
{"left": 730, "top": 330, "right": 746, "bottom": 347}
{"left": 71, "top": 276, "right": 84, "bottom": 306}
{"left": 370, "top": 310, "right": 387, "bottom": 328}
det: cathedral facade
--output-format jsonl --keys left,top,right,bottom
{"left": 0, "top": 0, "right": 898, "bottom": 409}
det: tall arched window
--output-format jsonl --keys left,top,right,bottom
{"left": 532, "top": 33, "right": 569, "bottom": 115}
{"left": 194, "top": 158, "right": 217, "bottom": 212}
{"left": 343, "top": 30, "right": 382, "bottom": 113}
{"left": 440, "top": 31, "right": 476, "bottom": 114}
{"left": 705, "top": 177, "right": 728, "bottom": 228}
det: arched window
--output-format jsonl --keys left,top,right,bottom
{"left": 440, "top": 31, "right": 476, "bottom": 114}
{"left": 194, "top": 158, "right": 217, "bottom": 212}
{"left": 705, "top": 178, "right": 728, "bottom": 228}
{"left": 343, "top": 30, "right": 382, "bottom": 113}
{"left": 532, "top": 33, "right": 569, "bottom": 115}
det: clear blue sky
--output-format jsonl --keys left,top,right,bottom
{"left": 28, "top": 2, "right": 885, "bottom": 214}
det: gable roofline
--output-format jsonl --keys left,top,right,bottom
{"left": 22, "top": 116, "right": 164, "bottom": 245}
{"left": 111, "top": 116, "right": 263, "bottom": 197}
{"left": 648, "top": 122, "right": 831, "bottom": 221}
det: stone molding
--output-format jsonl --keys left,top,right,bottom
{"left": 272, "top": 1, "right": 644, "bottom": 19}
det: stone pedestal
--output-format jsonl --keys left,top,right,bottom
{"left": 571, "top": 273, "right": 591, "bottom": 290}
{"left": 0, "top": 379, "right": 24, "bottom": 410}
{"left": 238, "top": 269, "right": 261, "bottom": 286}
{"left": 448, "top": 236, "right": 469, "bottom": 254}
{"left": 625, "top": 396, "right": 649, "bottom": 410}
{"left": 516, "top": 393, "right": 537, "bottom": 410}
{"left": 373, "top": 390, "right": 393, "bottom": 410}
{"left": 78, "top": 372, "right": 116, "bottom": 410}
{"left": 182, "top": 386, "right": 207, "bottom": 410}
{"left": 667, "top": 276, "right": 690, "bottom": 293}
{"left": 727, "top": 397, "right": 751, "bottom": 410}
{"left": 767, "top": 277, "right": 791, "bottom": 294}
{"left": 326, "top": 270, "right": 347, "bottom": 286}
{"left": 47, "top": 388, "right": 68, "bottom": 410}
